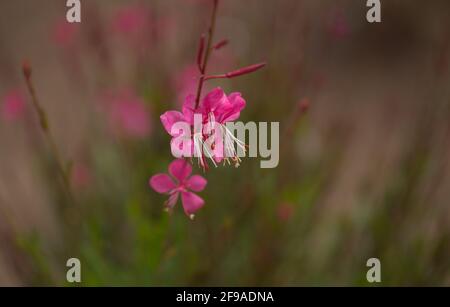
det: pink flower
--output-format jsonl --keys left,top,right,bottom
{"left": 298, "top": 98, "right": 310, "bottom": 113}
{"left": 102, "top": 89, "right": 152, "bottom": 139}
{"left": 149, "top": 159, "right": 207, "bottom": 219}
{"left": 70, "top": 162, "right": 92, "bottom": 190}
{"left": 161, "top": 87, "right": 245, "bottom": 129}
{"left": 111, "top": 5, "right": 152, "bottom": 48}
{"left": 1, "top": 90, "right": 26, "bottom": 122}
{"left": 160, "top": 87, "right": 247, "bottom": 167}
{"left": 52, "top": 19, "right": 79, "bottom": 49}
{"left": 327, "top": 10, "right": 350, "bottom": 41}
{"left": 277, "top": 202, "right": 295, "bottom": 222}
{"left": 113, "top": 6, "right": 150, "bottom": 34}
{"left": 207, "top": 89, "right": 246, "bottom": 124}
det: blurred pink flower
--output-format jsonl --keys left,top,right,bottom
{"left": 174, "top": 64, "right": 200, "bottom": 106}
{"left": 1, "top": 90, "right": 26, "bottom": 122}
{"left": 298, "top": 98, "right": 310, "bottom": 113}
{"left": 277, "top": 202, "right": 295, "bottom": 222}
{"left": 102, "top": 89, "right": 152, "bottom": 139}
{"left": 150, "top": 159, "right": 207, "bottom": 219}
{"left": 327, "top": 10, "right": 350, "bottom": 40}
{"left": 52, "top": 19, "right": 79, "bottom": 48}
{"left": 111, "top": 5, "right": 152, "bottom": 46}
{"left": 70, "top": 162, "right": 92, "bottom": 190}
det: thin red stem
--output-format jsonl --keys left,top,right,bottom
{"left": 194, "top": 0, "right": 219, "bottom": 109}
{"left": 196, "top": 34, "right": 206, "bottom": 72}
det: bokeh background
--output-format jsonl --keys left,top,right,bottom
{"left": 0, "top": 0, "right": 449, "bottom": 286}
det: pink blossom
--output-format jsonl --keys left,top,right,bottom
{"left": 160, "top": 87, "right": 246, "bottom": 167}
{"left": 111, "top": 5, "right": 152, "bottom": 47}
{"left": 52, "top": 19, "right": 79, "bottom": 48}
{"left": 70, "top": 162, "right": 92, "bottom": 190}
{"left": 1, "top": 90, "right": 26, "bottom": 122}
{"left": 298, "top": 98, "right": 310, "bottom": 113}
{"left": 149, "top": 159, "right": 207, "bottom": 219}
{"left": 113, "top": 6, "right": 149, "bottom": 34}
{"left": 184, "top": 88, "right": 246, "bottom": 165}
{"left": 277, "top": 202, "right": 295, "bottom": 222}
{"left": 327, "top": 10, "right": 350, "bottom": 41}
{"left": 102, "top": 90, "right": 152, "bottom": 139}
{"left": 161, "top": 87, "right": 245, "bottom": 129}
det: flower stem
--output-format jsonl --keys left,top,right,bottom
{"left": 22, "top": 61, "right": 73, "bottom": 202}
{"left": 194, "top": 0, "right": 219, "bottom": 109}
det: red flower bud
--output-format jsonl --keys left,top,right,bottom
{"left": 204, "top": 62, "right": 266, "bottom": 81}
{"left": 225, "top": 62, "right": 266, "bottom": 78}
{"left": 213, "top": 39, "right": 228, "bottom": 50}
{"left": 22, "top": 59, "right": 32, "bottom": 80}
{"left": 298, "top": 98, "right": 310, "bottom": 113}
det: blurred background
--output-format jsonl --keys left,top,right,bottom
{"left": 0, "top": 0, "right": 449, "bottom": 286}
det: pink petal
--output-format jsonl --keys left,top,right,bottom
{"left": 202, "top": 87, "right": 226, "bottom": 111}
{"left": 160, "top": 111, "right": 185, "bottom": 136}
{"left": 229, "top": 93, "right": 246, "bottom": 109}
{"left": 168, "top": 159, "right": 192, "bottom": 182}
{"left": 149, "top": 174, "right": 176, "bottom": 193}
{"left": 186, "top": 175, "right": 207, "bottom": 192}
{"left": 181, "top": 191, "right": 205, "bottom": 216}
{"left": 219, "top": 93, "right": 246, "bottom": 122}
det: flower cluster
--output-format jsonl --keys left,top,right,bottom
{"left": 149, "top": 0, "right": 265, "bottom": 219}
{"left": 160, "top": 87, "right": 247, "bottom": 169}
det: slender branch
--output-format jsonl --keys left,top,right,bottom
{"left": 194, "top": 0, "right": 219, "bottom": 109}
{"left": 196, "top": 34, "right": 206, "bottom": 72}
{"left": 22, "top": 61, "right": 73, "bottom": 201}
